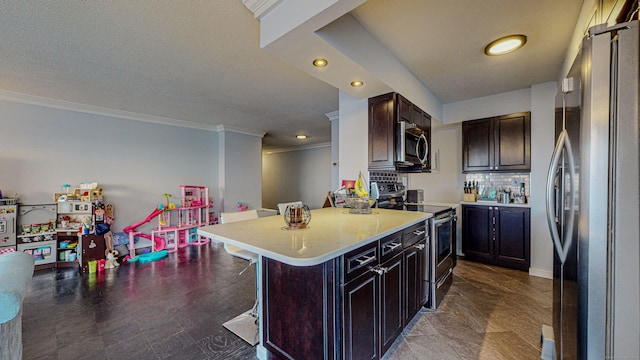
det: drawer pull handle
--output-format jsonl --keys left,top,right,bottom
{"left": 414, "top": 244, "right": 425, "bottom": 250}
{"left": 383, "top": 242, "right": 402, "bottom": 251}
{"left": 369, "top": 266, "right": 387, "bottom": 276}
{"left": 355, "top": 254, "right": 376, "bottom": 266}
{"left": 412, "top": 230, "right": 426, "bottom": 236}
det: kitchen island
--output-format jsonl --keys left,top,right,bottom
{"left": 198, "top": 207, "right": 433, "bottom": 360}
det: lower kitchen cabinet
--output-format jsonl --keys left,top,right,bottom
{"left": 379, "top": 253, "right": 403, "bottom": 355}
{"left": 343, "top": 266, "right": 380, "bottom": 360}
{"left": 262, "top": 221, "right": 429, "bottom": 360}
{"left": 403, "top": 238, "right": 426, "bottom": 326}
{"left": 462, "top": 205, "right": 530, "bottom": 270}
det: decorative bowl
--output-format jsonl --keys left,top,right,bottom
{"left": 345, "top": 196, "right": 375, "bottom": 214}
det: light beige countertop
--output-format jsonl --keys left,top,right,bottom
{"left": 197, "top": 207, "right": 432, "bottom": 266}
{"left": 460, "top": 201, "right": 531, "bottom": 208}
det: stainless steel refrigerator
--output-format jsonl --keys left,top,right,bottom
{"left": 545, "top": 21, "right": 639, "bottom": 359}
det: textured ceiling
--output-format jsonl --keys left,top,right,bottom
{"left": 0, "top": 1, "right": 337, "bottom": 149}
{"left": 0, "top": 1, "right": 583, "bottom": 149}
{"left": 351, "top": 0, "right": 583, "bottom": 103}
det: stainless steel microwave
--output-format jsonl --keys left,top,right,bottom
{"left": 396, "top": 121, "right": 428, "bottom": 168}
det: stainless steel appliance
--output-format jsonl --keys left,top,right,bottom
{"left": 0, "top": 199, "right": 18, "bottom": 251}
{"left": 373, "top": 181, "right": 405, "bottom": 209}
{"left": 405, "top": 204, "right": 456, "bottom": 310}
{"left": 396, "top": 120, "right": 428, "bottom": 169}
{"left": 406, "top": 189, "right": 423, "bottom": 205}
{"left": 425, "top": 206, "right": 456, "bottom": 310}
{"left": 544, "top": 21, "right": 639, "bottom": 359}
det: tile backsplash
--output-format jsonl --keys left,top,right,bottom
{"left": 465, "top": 173, "right": 530, "bottom": 199}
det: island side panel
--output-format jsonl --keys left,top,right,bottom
{"left": 263, "top": 257, "right": 337, "bottom": 360}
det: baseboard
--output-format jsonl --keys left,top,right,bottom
{"left": 529, "top": 267, "right": 553, "bottom": 279}
{"left": 256, "top": 344, "right": 268, "bottom": 360}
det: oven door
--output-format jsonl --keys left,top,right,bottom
{"left": 433, "top": 212, "right": 454, "bottom": 282}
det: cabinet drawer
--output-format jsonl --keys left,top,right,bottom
{"left": 342, "top": 241, "right": 379, "bottom": 284}
{"left": 380, "top": 231, "right": 403, "bottom": 263}
{"left": 403, "top": 221, "right": 427, "bottom": 248}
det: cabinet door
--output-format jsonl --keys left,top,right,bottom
{"left": 343, "top": 271, "right": 379, "bottom": 360}
{"left": 369, "top": 93, "right": 396, "bottom": 170}
{"left": 380, "top": 253, "right": 403, "bottom": 355}
{"left": 397, "top": 93, "right": 412, "bottom": 124}
{"left": 403, "top": 242, "right": 423, "bottom": 326}
{"left": 462, "top": 205, "right": 493, "bottom": 261}
{"left": 410, "top": 104, "right": 423, "bottom": 127}
{"left": 80, "top": 234, "right": 105, "bottom": 272}
{"left": 494, "top": 207, "right": 530, "bottom": 270}
{"left": 494, "top": 112, "right": 531, "bottom": 171}
{"left": 462, "top": 118, "right": 494, "bottom": 172}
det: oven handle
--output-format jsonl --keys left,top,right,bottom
{"left": 436, "top": 268, "right": 453, "bottom": 288}
{"left": 433, "top": 215, "right": 453, "bottom": 226}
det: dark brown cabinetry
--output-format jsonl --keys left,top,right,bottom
{"left": 368, "top": 92, "right": 431, "bottom": 172}
{"left": 369, "top": 93, "right": 396, "bottom": 170}
{"left": 462, "top": 112, "right": 531, "bottom": 172}
{"left": 262, "top": 221, "right": 429, "bottom": 360}
{"left": 79, "top": 234, "right": 105, "bottom": 272}
{"left": 462, "top": 205, "right": 530, "bottom": 270}
{"left": 403, "top": 238, "right": 426, "bottom": 326}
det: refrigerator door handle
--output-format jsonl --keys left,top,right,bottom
{"left": 546, "top": 129, "right": 577, "bottom": 264}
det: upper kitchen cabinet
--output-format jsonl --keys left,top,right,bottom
{"left": 368, "top": 92, "right": 431, "bottom": 172}
{"left": 462, "top": 112, "right": 531, "bottom": 173}
{"left": 369, "top": 93, "right": 396, "bottom": 170}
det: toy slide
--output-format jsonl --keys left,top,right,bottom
{"left": 123, "top": 208, "right": 165, "bottom": 250}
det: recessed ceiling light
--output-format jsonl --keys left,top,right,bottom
{"left": 312, "top": 58, "right": 328, "bottom": 67}
{"left": 350, "top": 80, "right": 364, "bottom": 87}
{"left": 484, "top": 35, "right": 527, "bottom": 56}
{"left": 296, "top": 134, "right": 308, "bottom": 139}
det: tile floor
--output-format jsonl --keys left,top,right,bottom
{"left": 382, "top": 260, "right": 552, "bottom": 360}
{"left": 21, "top": 243, "right": 551, "bottom": 359}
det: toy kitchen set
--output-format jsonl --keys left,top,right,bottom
{"left": 13, "top": 182, "right": 114, "bottom": 271}
{"left": 0, "top": 197, "right": 18, "bottom": 252}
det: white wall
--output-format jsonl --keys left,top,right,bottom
{"left": 262, "top": 146, "right": 331, "bottom": 210}
{"left": 0, "top": 99, "right": 217, "bottom": 234}
{"left": 338, "top": 90, "right": 368, "bottom": 182}
{"left": 529, "top": 82, "right": 556, "bottom": 277}
{"left": 407, "top": 123, "right": 464, "bottom": 202}
{"left": 220, "top": 130, "right": 263, "bottom": 212}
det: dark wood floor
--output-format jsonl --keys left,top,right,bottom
{"left": 22, "top": 243, "right": 551, "bottom": 360}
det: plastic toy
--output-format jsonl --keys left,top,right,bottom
{"left": 126, "top": 249, "right": 168, "bottom": 264}
{"left": 104, "top": 250, "right": 120, "bottom": 268}
{"left": 123, "top": 186, "right": 211, "bottom": 256}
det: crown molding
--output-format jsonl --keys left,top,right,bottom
{"left": 216, "top": 124, "right": 266, "bottom": 138}
{"left": 325, "top": 110, "right": 339, "bottom": 122}
{"left": 242, "top": 0, "right": 283, "bottom": 19}
{"left": 263, "top": 141, "right": 331, "bottom": 154}
{"left": 0, "top": 89, "right": 220, "bottom": 131}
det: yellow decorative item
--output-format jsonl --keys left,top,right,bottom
{"left": 354, "top": 172, "right": 369, "bottom": 198}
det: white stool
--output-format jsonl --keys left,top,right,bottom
{"left": 219, "top": 210, "right": 260, "bottom": 346}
